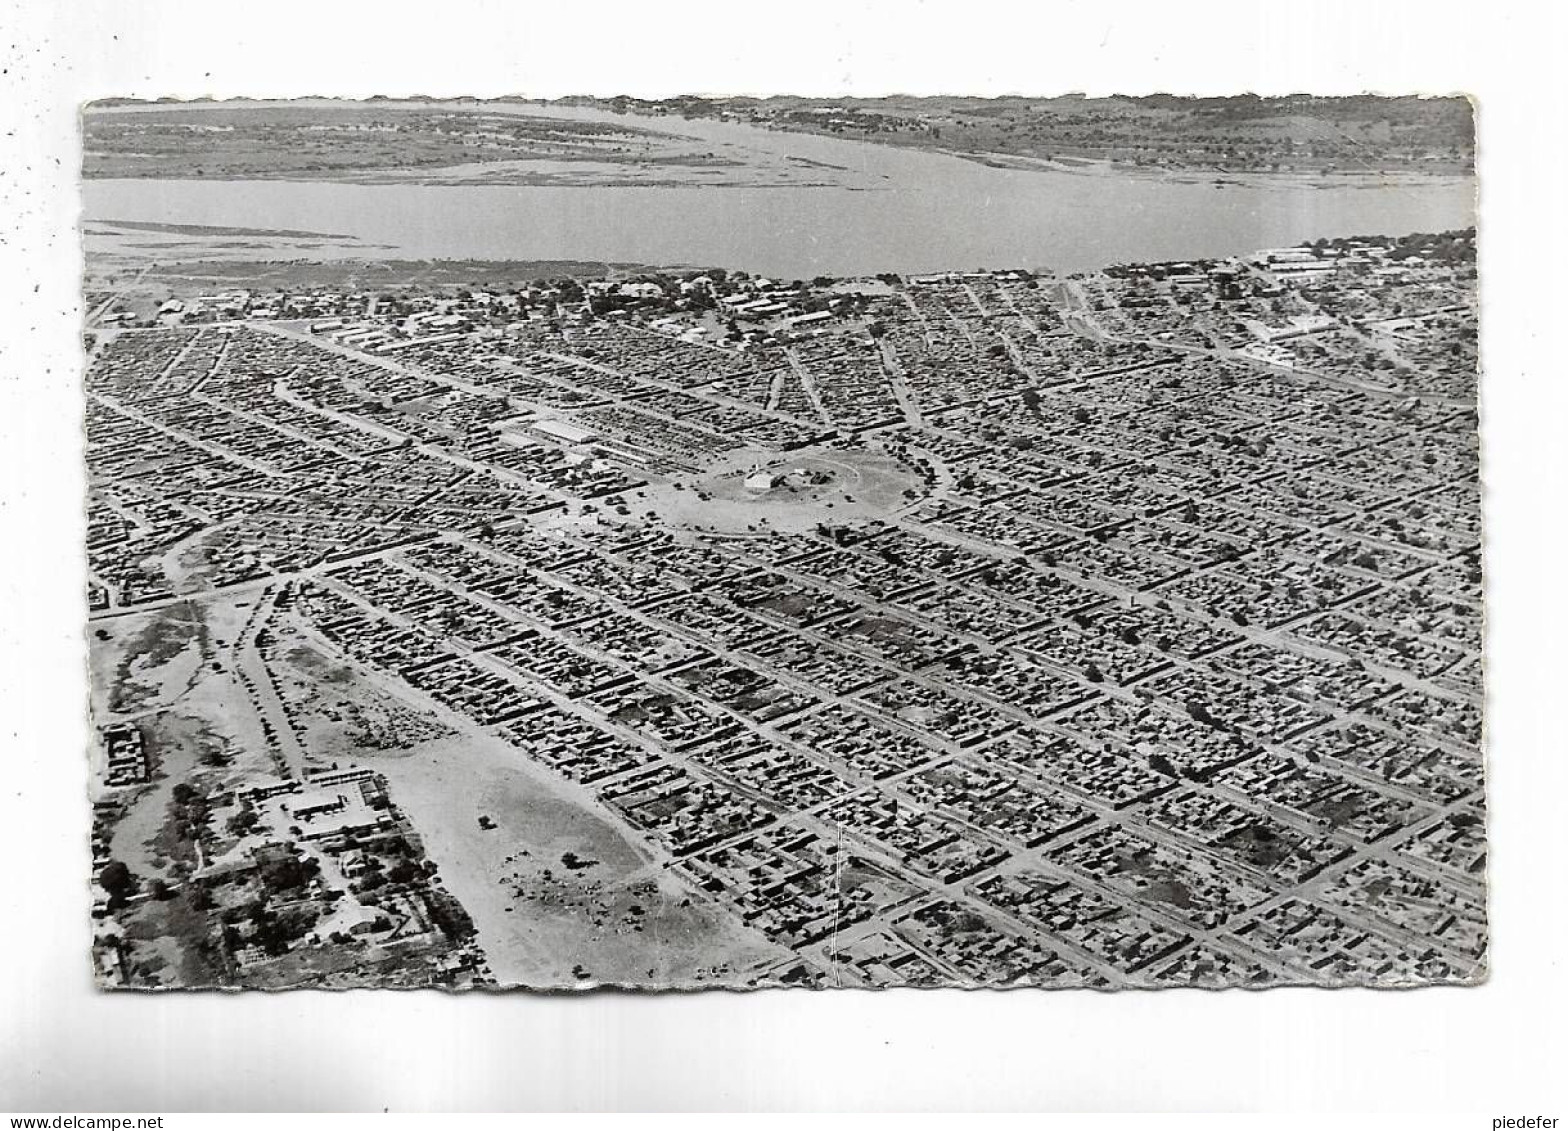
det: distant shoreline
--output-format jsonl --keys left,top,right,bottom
{"left": 83, "top": 256, "right": 664, "bottom": 298}
{"left": 81, "top": 95, "right": 1476, "bottom": 186}
{"left": 938, "top": 148, "right": 1474, "bottom": 186}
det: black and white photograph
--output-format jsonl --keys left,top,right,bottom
{"left": 79, "top": 91, "right": 1483, "bottom": 993}
{"left": 2, "top": 0, "right": 1565, "bottom": 1116}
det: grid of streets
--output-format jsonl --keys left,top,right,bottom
{"left": 86, "top": 231, "right": 1484, "bottom": 988}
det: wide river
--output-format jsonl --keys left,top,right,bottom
{"left": 82, "top": 103, "right": 1476, "bottom": 277}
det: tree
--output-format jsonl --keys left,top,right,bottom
{"left": 99, "top": 860, "right": 136, "bottom": 904}
{"left": 1185, "top": 698, "right": 1216, "bottom": 726}
{"left": 227, "top": 805, "right": 259, "bottom": 837}
{"left": 387, "top": 859, "right": 422, "bottom": 885}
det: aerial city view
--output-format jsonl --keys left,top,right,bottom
{"left": 80, "top": 94, "right": 1483, "bottom": 990}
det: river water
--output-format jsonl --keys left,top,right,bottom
{"left": 82, "top": 102, "right": 1476, "bottom": 277}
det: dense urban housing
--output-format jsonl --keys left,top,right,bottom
{"left": 85, "top": 225, "right": 1484, "bottom": 989}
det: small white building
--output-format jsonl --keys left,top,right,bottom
{"left": 531, "top": 419, "right": 598, "bottom": 445}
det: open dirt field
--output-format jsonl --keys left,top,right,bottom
{"left": 345, "top": 729, "right": 793, "bottom": 988}
{"left": 266, "top": 631, "right": 792, "bottom": 987}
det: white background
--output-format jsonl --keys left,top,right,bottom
{"left": 0, "top": 0, "right": 1562, "bottom": 1113}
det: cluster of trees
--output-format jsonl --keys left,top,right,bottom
{"left": 1306, "top": 228, "right": 1476, "bottom": 265}
{"left": 222, "top": 900, "right": 320, "bottom": 958}
{"left": 259, "top": 852, "right": 321, "bottom": 896}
